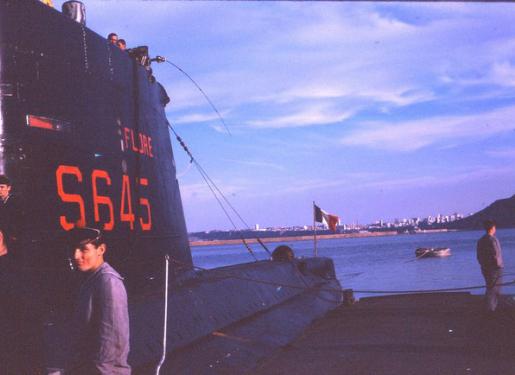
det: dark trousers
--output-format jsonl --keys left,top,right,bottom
{"left": 481, "top": 267, "right": 503, "bottom": 312}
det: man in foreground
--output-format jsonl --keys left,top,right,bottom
{"left": 476, "top": 219, "right": 504, "bottom": 315}
{"left": 68, "top": 227, "right": 131, "bottom": 374}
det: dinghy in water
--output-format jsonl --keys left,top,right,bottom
{"left": 415, "top": 247, "right": 452, "bottom": 258}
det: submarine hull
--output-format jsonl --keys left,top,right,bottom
{"left": 0, "top": 1, "right": 343, "bottom": 373}
{"left": 45, "top": 257, "right": 342, "bottom": 372}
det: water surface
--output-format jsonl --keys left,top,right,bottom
{"left": 191, "top": 229, "right": 515, "bottom": 298}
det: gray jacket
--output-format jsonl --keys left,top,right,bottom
{"left": 477, "top": 234, "right": 503, "bottom": 270}
{"left": 71, "top": 262, "right": 131, "bottom": 374}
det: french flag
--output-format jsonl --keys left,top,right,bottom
{"left": 313, "top": 204, "right": 340, "bottom": 232}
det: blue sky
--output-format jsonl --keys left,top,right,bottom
{"left": 54, "top": 1, "right": 515, "bottom": 232}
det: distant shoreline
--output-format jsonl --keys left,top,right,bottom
{"left": 189, "top": 229, "right": 451, "bottom": 247}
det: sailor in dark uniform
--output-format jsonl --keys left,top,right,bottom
{"left": 0, "top": 174, "right": 23, "bottom": 255}
{"left": 477, "top": 219, "right": 504, "bottom": 314}
{"left": 0, "top": 175, "right": 23, "bottom": 373}
{"left": 0, "top": 223, "right": 10, "bottom": 298}
{"left": 0, "top": 174, "right": 24, "bottom": 280}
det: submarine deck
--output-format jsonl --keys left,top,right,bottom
{"left": 251, "top": 292, "right": 515, "bottom": 375}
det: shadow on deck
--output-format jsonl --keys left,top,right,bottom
{"left": 251, "top": 292, "right": 515, "bottom": 375}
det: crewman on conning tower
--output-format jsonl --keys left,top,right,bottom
{"left": 107, "top": 32, "right": 118, "bottom": 45}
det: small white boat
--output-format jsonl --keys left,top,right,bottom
{"left": 415, "top": 247, "right": 451, "bottom": 258}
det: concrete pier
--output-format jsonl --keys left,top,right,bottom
{"left": 252, "top": 293, "right": 515, "bottom": 375}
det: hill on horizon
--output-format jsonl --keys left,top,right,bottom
{"left": 444, "top": 194, "right": 515, "bottom": 230}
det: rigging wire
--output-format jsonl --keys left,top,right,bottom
{"left": 165, "top": 60, "right": 231, "bottom": 136}
{"left": 194, "top": 157, "right": 258, "bottom": 261}
{"left": 176, "top": 159, "right": 194, "bottom": 178}
{"left": 167, "top": 122, "right": 272, "bottom": 257}
{"left": 193, "top": 161, "right": 272, "bottom": 256}
{"left": 158, "top": 58, "right": 271, "bottom": 255}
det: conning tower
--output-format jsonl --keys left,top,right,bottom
{"left": 0, "top": 0, "right": 192, "bottom": 291}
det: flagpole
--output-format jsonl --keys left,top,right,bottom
{"left": 313, "top": 201, "right": 318, "bottom": 257}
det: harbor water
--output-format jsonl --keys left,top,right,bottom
{"left": 192, "top": 228, "right": 515, "bottom": 298}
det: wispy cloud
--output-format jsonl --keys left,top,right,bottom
{"left": 261, "top": 83, "right": 434, "bottom": 108}
{"left": 489, "top": 62, "right": 515, "bottom": 87}
{"left": 486, "top": 148, "right": 515, "bottom": 159}
{"left": 220, "top": 158, "right": 285, "bottom": 171}
{"left": 289, "top": 6, "right": 416, "bottom": 46}
{"left": 443, "top": 61, "right": 515, "bottom": 88}
{"left": 246, "top": 105, "right": 353, "bottom": 129}
{"left": 268, "top": 172, "right": 384, "bottom": 195}
{"left": 358, "top": 166, "right": 514, "bottom": 190}
{"left": 340, "top": 105, "right": 515, "bottom": 152}
{"left": 265, "top": 165, "right": 515, "bottom": 196}
{"left": 173, "top": 112, "right": 226, "bottom": 125}
{"left": 152, "top": 4, "right": 450, "bottom": 126}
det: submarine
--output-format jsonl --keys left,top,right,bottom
{"left": 0, "top": 1, "right": 342, "bottom": 373}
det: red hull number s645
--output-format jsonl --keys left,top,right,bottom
{"left": 56, "top": 165, "right": 152, "bottom": 231}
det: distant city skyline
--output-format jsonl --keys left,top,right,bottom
{"left": 253, "top": 209, "right": 468, "bottom": 231}
{"left": 196, "top": 208, "right": 468, "bottom": 234}
{"left": 54, "top": 1, "right": 515, "bottom": 232}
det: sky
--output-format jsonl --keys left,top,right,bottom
{"left": 53, "top": 1, "right": 515, "bottom": 232}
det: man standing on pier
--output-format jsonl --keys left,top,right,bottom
{"left": 477, "top": 219, "right": 504, "bottom": 314}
